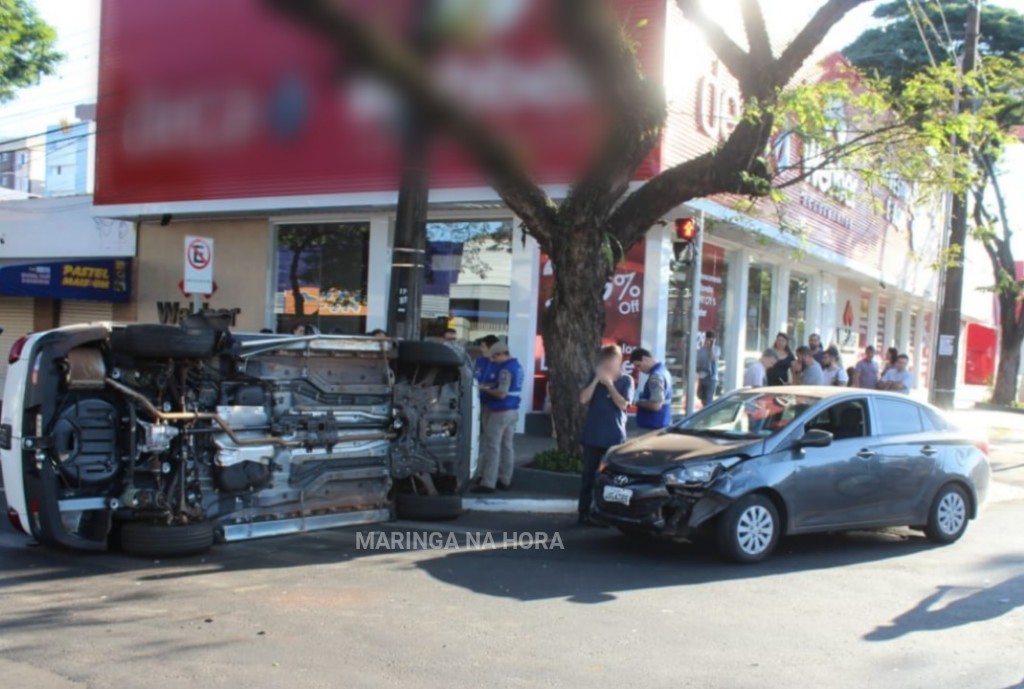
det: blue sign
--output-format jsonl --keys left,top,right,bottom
{"left": 0, "top": 259, "right": 132, "bottom": 303}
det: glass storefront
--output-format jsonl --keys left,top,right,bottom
{"left": 746, "top": 263, "right": 773, "bottom": 354}
{"left": 274, "top": 222, "right": 370, "bottom": 334}
{"left": 421, "top": 220, "right": 513, "bottom": 341}
{"left": 786, "top": 273, "right": 809, "bottom": 347}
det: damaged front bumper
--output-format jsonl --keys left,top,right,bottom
{"left": 590, "top": 470, "right": 733, "bottom": 539}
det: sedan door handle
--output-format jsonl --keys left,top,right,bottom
{"left": 856, "top": 449, "right": 876, "bottom": 459}
{"left": 921, "top": 445, "right": 938, "bottom": 457}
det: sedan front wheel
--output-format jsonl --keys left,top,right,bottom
{"left": 717, "top": 494, "right": 781, "bottom": 564}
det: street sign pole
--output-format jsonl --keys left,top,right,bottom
{"left": 685, "top": 212, "right": 705, "bottom": 417}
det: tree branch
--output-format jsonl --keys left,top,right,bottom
{"left": 554, "top": 0, "right": 666, "bottom": 239}
{"left": 740, "top": 0, "right": 773, "bottom": 63}
{"left": 776, "top": 0, "right": 875, "bottom": 88}
{"left": 675, "top": 0, "right": 750, "bottom": 88}
{"left": 263, "top": 0, "right": 558, "bottom": 245}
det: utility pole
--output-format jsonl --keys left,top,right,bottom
{"left": 930, "top": 0, "right": 982, "bottom": 409}
{"left": 386, "top": 3, "right": 436, "bottom": 340}
{"left": 685, "top": 212, "right": 705, "bottom": 417}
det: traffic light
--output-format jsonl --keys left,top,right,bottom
{"left": 671, "top": 217, "right": 700, "bottom": 269}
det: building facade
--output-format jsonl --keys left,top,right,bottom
{"left": 0, "top": 195, "right": 136, "bottom": 390}
{"left": 0, "top": 136, "right": 45, "bottom": 196}
{"left": 92, "top": 0, "right": 950, "bottom": 428}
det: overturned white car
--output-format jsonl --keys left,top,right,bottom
{"left": 0, "top": 319, "right": 475, "bottom": 556}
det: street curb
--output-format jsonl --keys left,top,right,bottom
{"left": 988, "top": 481, "right": 1024, "bottom": 505}
{"left": 972, "top": 403, "right": 1024, "bottom": 415}
{"left": 463, "top": 497, "right": 577, "bottom": 514}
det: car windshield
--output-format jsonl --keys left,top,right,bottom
{"left": 671, "top": 392, "right": 821, "bottom": 438}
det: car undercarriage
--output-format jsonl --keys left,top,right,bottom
{"left": 2, "top": 319, "right": 474, "bottom": 556}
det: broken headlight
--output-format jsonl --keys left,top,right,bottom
{"left": 663, "top": 457, "right": 741, "bottom": 486}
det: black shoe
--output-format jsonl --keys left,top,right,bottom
{"left": 471, "top": 485, "right": 496, "bottom": 494}
{"left": 496, "top": 481, "right": 512, "bottom": 491}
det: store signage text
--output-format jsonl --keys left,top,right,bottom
{"left": 156, "top": 301, "right": 241, "bottom": 326}
{"left": 695, "top": 61, "right": 740, "bottom": 141}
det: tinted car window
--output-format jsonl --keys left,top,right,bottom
{"left": 804, "top": 399, "right": 869, "bottom": 440}
{"left": 921, "top": 406, "right": 951, "bottom": 432}
{"left": 873, "top": 399, "right": 925, "bottom": 435}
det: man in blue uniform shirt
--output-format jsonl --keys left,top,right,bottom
{"left": 474, "top": 342, "right": 523, "bottom": 493}
{"left": 630, "top": 348, "right": 673, "bottom": 430}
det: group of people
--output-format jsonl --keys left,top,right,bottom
{"left": 744, "top": 332, "right": 915, "bottom": 394}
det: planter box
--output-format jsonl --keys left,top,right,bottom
{"left": 511, "top": 466, "right": 580, "bottom": 497}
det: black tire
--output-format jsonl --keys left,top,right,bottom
{"left": 112, "top": 324, "right": 218, "bottom": 359}
{"left": 397, "top": 340, "right": 466, "bottom": 368}
{"left": 118, "top": 521, "right": 215, "bottom": 558}
{"left": 716, "top": 494, "right": 781, "bottom": 564}
{"left": 924, "top": 483, "right": 970, "bottom": 544}
{"left": 395, "top": 493, "right": 463, "bottom": 521}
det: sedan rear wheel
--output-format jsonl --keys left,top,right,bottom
{"left": 924, "top": 484, "right": 969, "bottom": 544}
{"left": 717, "top": 494, "right": 780, "bottom": 564}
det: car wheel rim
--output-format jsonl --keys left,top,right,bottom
{"left": 736, "top": 505, "right": 774, "bottom": 556}
{"left": 937, "top": 492, "right": 966, "bottom": 535}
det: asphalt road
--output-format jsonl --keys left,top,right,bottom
{"left": 1, "top": 492, "right": 1023, "bottom": 689}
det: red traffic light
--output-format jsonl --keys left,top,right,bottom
{"left": 675, "top": 217, "right": 698, "bottom": 243}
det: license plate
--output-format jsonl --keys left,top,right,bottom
{"left": 602, "top": 485, "right": 633, "bottom": 506}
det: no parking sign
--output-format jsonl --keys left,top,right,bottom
{"left": 184, "top": 235, "right": 214, "bottom": 296}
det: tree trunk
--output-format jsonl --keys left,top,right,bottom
{"left": 541, "top": 230, "right": 612, "bottom": 453}
{"left": 290, "top": 244, "right": 308, "bottom": 318}
{"left": 992, "top": 316, "right": 1024, "bottom": 406}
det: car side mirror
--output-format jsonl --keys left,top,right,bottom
{"left": 796, "top": 429, "right": 833, "bottom": 449}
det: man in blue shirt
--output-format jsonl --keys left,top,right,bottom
{"left": 474, "top": 342, "right": 523, "bottom": 492}
{"left": 630, "top": 348, "right": 673, "bottom": 430}
{"left": 578, "top": 345, "right": 635, "bottom": 525}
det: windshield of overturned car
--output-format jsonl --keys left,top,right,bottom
{"left": 672, "top": 393, "right": 820, "bottom": 439}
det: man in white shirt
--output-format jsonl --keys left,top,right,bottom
{"left": 744, "top": 349, "right": 778, "bottom": 387}
{"left": 879, "top": 354, "right": 913, "bottom": 394}
{"left": 821, "top": 346, "right": 850, "bottom": 386}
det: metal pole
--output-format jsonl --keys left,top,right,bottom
{"left": 930, "top": 0, "right": 981, "bottom": 409}
{"left": 685, "top": 212, "right": 705, "bottom": 416}
{"left": 386, "top": 1, "right": 436, "bottom": 341}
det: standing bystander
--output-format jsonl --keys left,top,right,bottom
{"left": 696, "top": 331, "right": 719, "bottom": 408}
{"left": 852, "top": 346, "right": 880, "bottom": 389}
{"left": 474, "top": 342, "right": 523, "bottom": 492}
{"left": 578, "top": 346, "right": 634, "bottom": 525}
{"left": 630, "top": 348, "right": 674, "bottom": 430}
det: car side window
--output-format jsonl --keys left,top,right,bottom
{"left": 872, "top": 399, "right": 925, "bottom": 436}
{"left": 804, "top": 399, "right": 869, "bottom": 441}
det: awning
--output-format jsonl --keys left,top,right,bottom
{"left": 0, "top": 258, "right": 132, "bottom": 303}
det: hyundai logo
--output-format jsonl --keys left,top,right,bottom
{"left": 613, "top": 475, "right": 630, "bottom": 486}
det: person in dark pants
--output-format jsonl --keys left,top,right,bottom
{"left": 578, "top": 345, "right": 634, "bottom": 525}
{"left": 695, "top": 331, "right": 719, "bottom": 408}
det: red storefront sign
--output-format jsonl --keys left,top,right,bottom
{"left": 94, "top": 0, "right": 665, "bottom": 207}
{"left": 532, "top": 243, "right": 646, "bottom": 410}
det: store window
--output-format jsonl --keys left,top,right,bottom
{"left": 274, "top": 222, "right": 370, "bottom": 335}
{"left": 746, "top": 263, "right": 774, "bottom": 354}
{"left": 786, "top": 274, "right": 809, "bottom": 346}
{"left": 421, "top": 220, "right": 512, "bottom": 341}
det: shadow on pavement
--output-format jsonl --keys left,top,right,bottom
{"left": 864, "top": 573, "right": 1024, "bottom": 641}
{"left": 1, "top": 510, "right": 941, "bottom": 606}
{"left": 413, "top": 524, "right": 937, "bottom": 603}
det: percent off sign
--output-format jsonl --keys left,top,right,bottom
{"left": 603, "top": 272, "right": 642, "bottom": 315}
